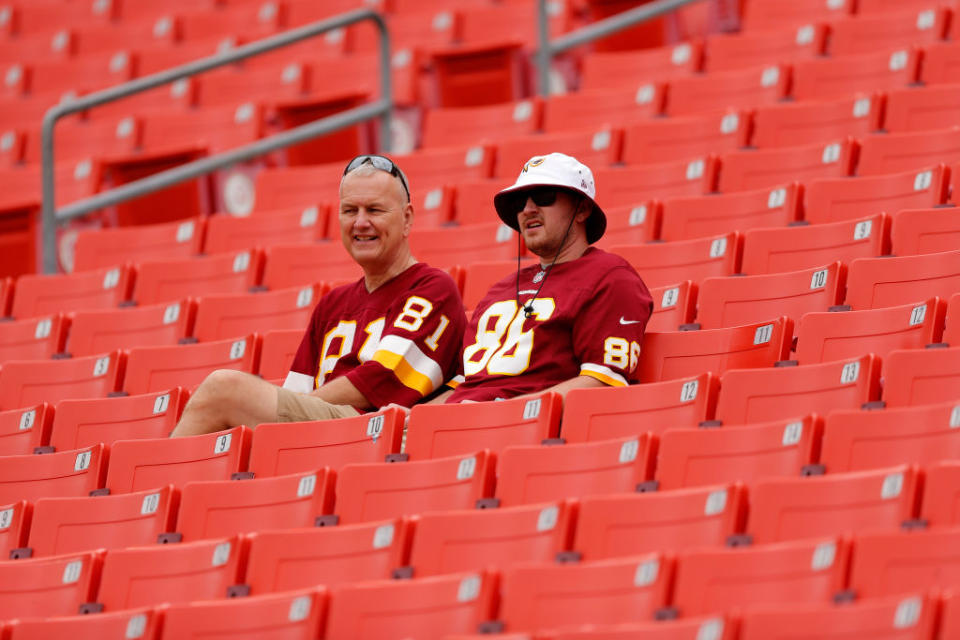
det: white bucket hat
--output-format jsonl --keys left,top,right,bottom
{"left": 493, "top": 152, "right": 607, "bottom": 244}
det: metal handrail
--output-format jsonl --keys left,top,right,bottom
{"left": 40, "top": 8, "right": 392, "bottom": 273}
{"left": 537, "top": 0, "right": 707, "bottom": 96}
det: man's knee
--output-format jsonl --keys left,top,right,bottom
{"left": 192, "top": 369, "right": 250, "bottom": 404}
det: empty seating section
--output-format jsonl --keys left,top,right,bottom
{"left": 891, "top": 207, "right": 960, "bottom": 256}
{"left": 122, "top": 335, "right": 258, "bottom": 394}
{"left": 845, "top": 250, "right": 960, "bottom": 310}
{"left": 159, "top": 589, "right": 325, "bottom": 640}
{"left": 611, "top": 233, "right": 740, "bottom": 289}
{"left": 718, "top": 139, "right": 856, "bottom": 192}
{"left": 882, "top": 347, "right": 960, "bottom": 407}
{"left": 67, "top": 300, "right": 193, "bottom": 357}
{"left": 659, "top": 184, "right": 800, "bottom": 242}
{"left": 0, "top": 350, "right": 122, "bottom": 409}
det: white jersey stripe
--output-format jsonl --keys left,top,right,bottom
{"left": 580, "top": 362, "right": 629, "bottom": 387}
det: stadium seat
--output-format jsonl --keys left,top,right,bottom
{"left": 656, "top": 415, "right": 821, "bottom": 490}
{"left": 750, "top": 95, "right": 881, "bottom": 148}
{"left": 253, "top": 162, "right": 341, "bottom": 211}
{"left": 645, "top": 281, "right": 698, "bottom": 332}
{"left": 0, "top": 403, "right": 51, "bottom": 456}
{"left": 191, "top": 285, "right": 320, "bottom": 342}
{"left": 260, "top": 242, "right": 360, "bottom": 290}
{"left": 131, "top": 250, "right": 262, "bottom": 306}
{"left": 497, "top": 554, "right": 673, "bottom": 632}
{"left": 104, "top": 425, "right": 251, "bottom": 494}
{"left": 7, "top": 606, "right": 161, "bottom": 640}
{"left": 406, "top": 393, "right": 561, "bottom": 460}
{"left": 10, "top": 265, "right": 131, "bottom": 318}
{"left": 545, "top": 617, "right": 735, "bottom": 640}
{"left": 740, "top": 214, "right": 888, "bottom": 275}
{"left": 0, "top": 443, "right": 105, "bottom": 504}
{"left": 920, "top": 40, "right": 960, "bottom": 84}
{"left": 95, "top": 536, "right": 245, "bottom": 610}
{"left": 844, "top": 249, "right": 960, "bottom": 309}
{"left": 884, "top": 84, "right": 960, "bottom": 133}
{"left": 739, "top": 593, "right": 936, "bottom": 640}
{"left": 671, "top": 537, "right": 850, "bottom": 616}
{"left": 919, "top": 460, "right": 960, "bottom": 526}
{"left": 405, "top": 501, "right": 573, "bottom": 577}
{"left": 827, "top": 8, "right": 949, "bottom": 56}
{"left": 741, "top": 0, "right": 851, "bottom": 31}
{"left": 561, "top": 373, "right": 718, "bottom": 442}
{"left": 175, "top": 469, "right": 335, "bottom": 541}
{"left": 620, "top": 110, "right": 748, "bottom": 165}
{"left": 850, "top": 528, "right": 960, "bottom": 599}
{"left": 596, "top": 159, "right": 717, "bottom": 204}
{"left": 658, "top": 183, "right": 801, "bottom": 242}
{"left": 0, "top": 500, "right": 29, "bottom": 559}
{"left": 579, "top": 42, "right": 702, "bottom": 92}
{"left": 695, "top": 262, "right": 845, "bottom": 329}
{"left": 572, "top": 484, "right": 746, "bottom": 560}
{"left": 541, "top": 87, "right": 664, "bottom": 133}
{"left": 946, "top": 293, "right": 960, "bottom": 345}
{"left": 138, "top": 102, "right": 265, "bottom": 156}
{"left": 795, "top": 297, "right": 946, "bottom": 364}
{"left": 460, "top": 259, "right": 530, "bottom": 312}
{"left": 594, "top": 203, "right": 660, "bottom": 249}
{"left": 257, "top": 328, "right": 302, "bottom": 381}
{"left": 453, "top": 179, "right": 511, "bottom": 226}
{"left": 159, "top": 588, "right": 325, "bottom": 640}
{"left": 882, "top": 347, "right": 960, "bottom": 407}
{"left": 72, "top": 217, "right": 204, "bottom": 272}
{"left": 664, "top": 65, "right": 789, "bottom": 117}
{"left": 248, "top": 409, "right": 404, "bottom": 477}
{"left": 243, "top": 519, "right": 410, "bottom": 593}
{"left": 24, "top": 485, "right": 177, "bottom": 557}
{"left": 494, "top": 436, "right": 655, "bottom": 507}
{"left": 638, "top": 317, "right": 793, "bottom": 384}
{"left": 803, "top": 166, "right": 948, "bottom": 225}
{"left": 717, "top": 138, "right": 856, "bottom": 192}
{"left": 66, "top": 300, "right": 194, "bottom": 357}
{"left": 334, "top": 450, "right": 496, "bottom": 525}
{"left": 0, "top": 314, "right": 66, "bottom": 362}
{"left": 890, "top": 207, "right": 960, "bottom": 256}
{"left": 325, "top": 570, "right": 497, "bottom": 640}
{"left": 704, "top": 24, "right": 827, "bottom": 71}
{"left": 398, "top": 144, "right": 497, "bottom": 189}
{"left": 857, "top": 128, "right": 960, "bottom": 176}
{"left": 610, "top": 232, "right": 741, "bottom": 290}
{"left": 715, "top": 354, "right": 881, "bottom": 425}
{"left": 0, "top": 551, "right": 101, "bottom": 621}
{"left": 0, "top": 350, "right": 123, "bottom": 409}
{"left": 407, "top": 222, "right": 517, "bottom": 269}
{"left": 429, "top": 41, "right": 526, "bottom": 108}
{"left": 122, "top": 334, "right": 258, "bottom": 395}
{"left": 203, "top": 206, "right": 326, "bottom": 253}
{"left": 790, "top": 49, "right": 920, "bottom": 101}
{"left": 421, "top": 99, "right": 542, "bottom": 148}
{"left": 494, "top": 129, "right": 621, "bottom": 179}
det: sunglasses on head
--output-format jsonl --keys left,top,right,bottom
{"left": 343, "top": 154, "right": 411, "bottom": 200}
{"left": 507, "top": 187, "right": 560, "bottom": 214}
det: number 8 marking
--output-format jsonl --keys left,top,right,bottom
{"left": 463, "top": 299, "right": 555, "bottom": 376}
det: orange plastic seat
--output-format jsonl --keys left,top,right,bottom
{"left": 66, "top": 300, "right": 194, "bottom": 357}
{"left": 0, "top": 403, "right": 51, "bottom": 455}
{"left": 399, "top": 144, "right": 496, "bottom": 189}
{"left": 882, "top": 347, "right": 960, "bottom": 408}
{"left": 790, "top": 48, "right": 920, "bottom": 101}
{"left": 542, "top": 87, "right": 664, "bottom": 133}
{"left": 0, "top": 314, "right": 66, "bottom": 363}
{"left": 253, "top": 162, "right": 341, "bottom": 211}
{"left": 645, "top": 281, "right": 698, "bottom": 332}
{"left": 72, "top": 218, "right": 203, "bottom": 272}
{"left": 850, "top": 528, "right": 960, "bottom": 599}
{"left": 945, "top": 293, "right": 960, "bottom": 345}
{"left": 610, "top": 233, "right": 740, "bottom": 290}
{"left": 665, "top": 65, "right": 788, "bottom": 116}
{"left": 620, "top": 110, "right": 748, "bottom": 165}
{"left": 192, "top": 285, "right": 320, "bottom": 342}
{"left": 0, "top": 551, "right": 101, "bottom": 621}
{"left": 659, "top": 183, "right": 800, "bottom": 242}
{"left": 857, "top": 128, "right": 960, "bottom": 176}
{"left": 579, "top": 43, "right": 701, "bottom": 91}
{"left": 920, "top": 40, "right": 960, "bottom": 84}
{"left": 546, "top": 617, "right": 734, "bottom": 640}
{"left": 572, "top": 484, "right": 746, "bottom": 560}
{"left": 0, "top": 444, "right": 105, "bottom": 504}
{"left": 845, "top": 249, "right": 960, "bottom": 310}
{"left": 890, "top": 207, "right": 960, "bottom": 256}
{"left": 460, "top": 259, "right": 530, "bottom": 312}
{"left": 408, "top": 222, "right": 517, "bottom": 269}
{"left": 256, "top": 328, "right": 302, "bottom": 380}
{"left": 828, "top": 8, "right": 948, "bottom": 56}
{"left": 494, "top": 129, "right": 621, "bottom": 179}
{"left": 139, "top": 102, "right": 265, "bottom": 156}
{"left": 203, "top": 206, "right": 326, "bottom": 254}
{"left": 750, "top": 94, "right": 881, "bottom": 148}
{"left": 742, "top": 0, "right": 851, "bottom": 30}
{"left": 7, "top": 606, "right": 161, "bottom": 640}
{"left": 11, "top": 265, "right": 131, "bottom": 319}
{"left": 421, "top": 99, "right": 542, "bottom": 148}
{"left": 920, "top": 460, "right": 960, "bottom": 526}
{"left": 131, "top": 251, "right": 261, "bottom": 306}
{"left": 0, "top": 500, "right": 29, "bottom": 559}
{"left": 717, "top": 138, "right": 856, "bottom": 192}
{"left": 704, "top": 25, "right": 827, "bottom": 71}
{"left": 884, "top": 84, "right": 960, "bottom": 133}
{"left": 803, "top": 166, "right": 948, "bottom": 224}
{"left": 123, "top": 335, "right": 258, "bottom": 395}
{"left": 0, "top": 351, "right": 122, "bottom": 410}
{"left": 596, "top": 159, "right": 717, "bottom": 204}
{"left": 593, "top": 202, "right": 659, "bottom": 249}
{"left": 260, "top": 242, "right": 359, "bottom": 290}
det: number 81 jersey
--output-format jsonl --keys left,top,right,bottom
{"left": 448, "top": 248, "right": 653, "bottom": 403}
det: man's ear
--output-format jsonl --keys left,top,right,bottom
{"left": 402, "top": 201, "right": 415, "bottom": 236}
{"left": 575, "top": 198, "right": 591, "bottom": 223}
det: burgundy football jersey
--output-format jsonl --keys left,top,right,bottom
{"left": 285, "top": 263, "right": 466, "bottom": 409}
{"left": 448, "top": 248, "right": 652, "bottom": 403}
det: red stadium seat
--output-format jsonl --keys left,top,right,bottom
{"left": 260, "top": 242, "right": 360, "bottom": 290}
{"left": 7, "top": 607, "right": 161, "bottom": 640}
{"left": 11, "top": 265, "right": 131, "bottom": 319}
{"left": 405, "top": 501, "right": 573, "bottom": 577}
{"left": 494, "top": 129, "right": 622, "bottom": 179}
{"left": 421, "top": 99, "right": 542, "bottom": 148}
{"left": 920, "top": 460, "right": 960, "bottom": 526}
{"left": 704, "top": 25, "right": 827, "bottom": 71}
{"left": 453, "top": 179, "right": 510, "bottom": 226}
{"left": 890, "top": 207, "right": 960, "bottom": 256}
{"left": 192, "top": 285, "right": 320, "bottom": 342}
{"left": 399, "top": 144, "right": 496, "bottom": 189}
{"left": 579, "top": 42, "right": 701, "bottom": 91}
{"left": 596, "top": 159, "right": 717, "bottom": 204}
{"left": 546, "top": 617, "right": 734, "bottom": 640}
{"left": 946, "top": 293, "right": 960, "bottom": 345}
{"left": 159, "top": 588, "right": 325, "bottom": 640}
{"left": 851, "top": 528, "right": 960, "bottom": 599}
{"left": 0, "top": 350, "right": 122, "bottom": 410}
{"left": 645, "top": 281, "right": 698, "bottom": 332}
{"left": 0, "top": 314, "right": 66, "bottom": 362}
{"left": 740, "top": 214, "right": 888, "bottom": 275}
{"left": 95, "top": 536, "right": 245, "bottom": 610}
{"left": 790, "top": 49, "right": 920, "bottom": 101}
{"left": 249, "top": 409, "right": 403, "bottom": 477}
{"left": 593, "top": 202, "right": 659, "bottom": 249}
{"left": 845, "top": 249, "right": 960, "bottom": 310}
{"left": 429, "top": 42, "right": 526, "bottom": 108}
{"left": 795, "top": 297, "right": 946, "bottom": 364}
{"left": 408, "top": 222, "right": 518, "bottom": 269}
{"left": 123, "top": 335, "right": 258, "bottom": 395}
{"left": 920, "top": 40, "right": 960, "bottom": 84}
{"left": 253, "top": 162, "right": 341, "bottom": 211}
{"left": 406, "top": 393, "right": 561, "bottom": 460}
{"left": 131, "top": 251, "right": 261, "bottom": 306}
{"left": 203, "top": 206, "right": 326, "bottom": 254}
{"left": 572, "top": 484, "right": 746, "bottom": 560}
{"left": 857, "top": 128, "right": 960, "bottom": 176}
{"left": 716, "top": 354, "right": 881, "bottom": 425}
{"left": 659, "top": 183, "right": 800, "bottom": 242}
{"left": 104, "top": 425, "right": 251, "bottom": 494}
{"left": 72, "top": 218, "right": 203, "bottom": 272}
{"left": 460, "top": 259, "right": 530, "bottom": 312}
{"left": 620, "top": 110, "right": 748, "bottom": 165}
{"left": 803, "top": 166, "right": 948, "bottom": 224}
{"left": 739, "top": 593, "right": 935, "bottom": 640}
{"left": 638, "top": 317, "right": 794, "bottom": 384}
{"left": 334, "top": 451, "right": 496, "bottom": 525}
{"left": 0, "top": 500, "right": 29, "bottom": 559}
{"left": 243, "top": 519, "right": 410, "bottom": 593}
{"left": 494, "top": 436, "right": 655, "bottom": 508}
{"left": 325, "top": 571, "right": 497, "bottom": 640}
{"left": 884, "top": 85, "right": 960, "bottom": 133}
{"left": 25, "top": 485, "right": 177, "bottom": 557}
{"left": 882, "top": 347, "right": 960, "bottom": 407}
{"left": 541, "top": 87, "right": 664, "bottom": 133}
{"left": 497, "top": 554, "right": 673, "bottom": 632}
{"left": 747, "top": 465, "right": 919, "bottom": 544}
{"left": 827, "top": 8, "right": 948, "bottom": 56}
{"left": 257, "top": 328, "right": 302, "bottom": 381}
{"left": 49, "top": 388, "right": 187, "bottom": 452}
{"left": 742, "top": 0, "right": 851, "bottom": 30}
{"left": 656, "top": 415, "right": 821, "bottom": 490}
{"left": 717, "top": 138, "right": 856, "bottom": 192}
{"left": 0, "top": 444, "right": 104, "bottom": 504}
{"left": 672, "top": 537, "right": 850, "bottom": 616}
{"left": 750, "top": 94, "right": 881, "bottom": 148}
{"left": 610, "top": 233, "right": 741, "bottom": 289}
{"left": 0, "top": 403, "right": 51, "bottom": 456}
{"left": 695, "top": 262, "right": 845, "bottom": 329}
{"left": 139, "top": 102, "right": 265, "bottom": 156}
{"left": 175, "top": 469, "right": 335, "bottom": 542}
{"left": 0, "top": 551, "right": 101, "bottom": 621}
{"left": 665, "top": 65, "right": 788, "bottom": 117}
{"left": 561, "top": 373, "right": 718, "bottom": 442}
{"left": 66, "top": 300, "right": 194, "bottom": 357}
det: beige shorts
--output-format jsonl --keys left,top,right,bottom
{"left": 276, "top": 387, "right": 361, "bottom": 423}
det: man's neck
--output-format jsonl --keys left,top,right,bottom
{"left": 537, "top": 239, "right": 589, "bottom": 269}
{"left": 363, "top": 253, "right": 417, "bottom": 292}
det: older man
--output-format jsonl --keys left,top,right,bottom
{"left": 171, "top": 155, "right": 466, "bottom": 436}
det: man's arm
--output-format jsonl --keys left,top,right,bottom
{"left": 310, "top": 375, "right": 374, "bottom": 410}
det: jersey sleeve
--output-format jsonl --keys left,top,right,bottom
{"left": 283, "top": 299, "right": 325, "bottom": 393}
{"left": 346, "top": 273, "right": 466, "bottom": 408}
{"left": 573, "top": 266, "right": 653, "bottom": 387}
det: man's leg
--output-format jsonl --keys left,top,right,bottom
{"left": 171, "top": 369, "right": 279, "bottom": 438}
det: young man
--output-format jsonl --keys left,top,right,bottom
{"left": 170, "top": 155, "right": 466, "bottom": 437}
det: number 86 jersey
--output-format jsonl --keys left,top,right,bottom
{"left": 448, "top": 248, "right": 653, "bottom": 403}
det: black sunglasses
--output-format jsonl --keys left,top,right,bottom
{"left": 507, "top": 187, "right": 560, "bottom": 214}
{"left": 343, "top": 154, "right": 411, "bottom": 200}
